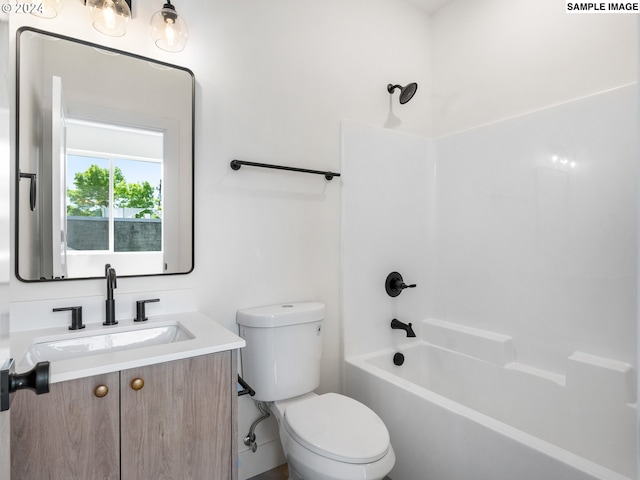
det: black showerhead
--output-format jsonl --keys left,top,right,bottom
{"left": 387, "top": 82, "right": 418, "bottom": 104}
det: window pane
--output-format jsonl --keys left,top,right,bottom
{"left": 66, "top": 155, "right": 110, "bottom": 251}
{"left": 113, "top": 158, "right": 162, "bottom": 252}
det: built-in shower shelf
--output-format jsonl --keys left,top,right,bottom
{"left": 505, "top": 362, "right": 566, "bottom": 386}
{"left": 566, "top": 351, "right": 636, "bottom": 403}
{"left": 422, "top": 318, "right": 515, "bottom": 366}
{"left": 422, "top": 318, "right": 636, "bottom": 403}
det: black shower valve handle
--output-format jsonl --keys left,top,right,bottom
{"left": 385, "top": 271, "right": 417, "bottom": 297}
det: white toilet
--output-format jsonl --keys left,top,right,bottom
{"left": 237, "top": 302, "right": 395, "bottom": 480}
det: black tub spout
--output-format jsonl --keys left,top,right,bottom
{"left": 391, "top": 318, "right": 416, "bottom": 337}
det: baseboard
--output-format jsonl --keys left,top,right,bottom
{"left": 238, "top": 438, "right": 286, "bottom": 480}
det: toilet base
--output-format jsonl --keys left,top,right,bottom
{"left": 280, "top": 428, "right": 395, "bottom": 480}
{"left": 265, "top": 396, "right": 395, "bottom": 480}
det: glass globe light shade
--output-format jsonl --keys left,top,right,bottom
{"left": 150, "top": 1, "right": 188, "bottom": 53}
{"left": 87, "top": 0, "right": 131, "bottom": 37}
{"left": 31, "top": 0, "right": 64, "bottom": 18}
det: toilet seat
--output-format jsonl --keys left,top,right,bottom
{"left": 283, "top": 393, "right": 390, "bottom": 464}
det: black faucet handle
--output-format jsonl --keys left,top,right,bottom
{"left": 53, "top": 306, "right": 84, "bottom": 330}
{"left": 134, "top": 299, "right": 160, "bottom": 322}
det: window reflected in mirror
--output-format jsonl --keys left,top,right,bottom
{"left": 64, "top": 121, "right": 165, "bottom": 276}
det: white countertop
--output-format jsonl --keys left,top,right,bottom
{"left": 11, "top": 311, "right": 245, "bottom": 383}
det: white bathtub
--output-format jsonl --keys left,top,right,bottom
{"left": 344, "top": 319, "right": 637, "bottom": 480}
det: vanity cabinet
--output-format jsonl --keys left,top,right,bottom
{"left": 11, "top": 351, "right": 238, "bottom": 480}
{"left": 11, "top": 371, "right": 120, "bottom": 479}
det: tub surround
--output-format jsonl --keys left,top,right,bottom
{"left": 341, "top": 83, "right": 637, "bottom": 478}
{"left": 11, "top": 311, "right": 245, "bottom": 383}
{"left": 346, "top": 317, "right": 636, "bottom": 479}
{"left": 342, "top": 85, "right": 637, "bottom": 371}
{"left": 346, "top": 355, "right": 631, "bottom": 480}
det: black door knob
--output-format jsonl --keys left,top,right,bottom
{"left": 1, "top": 359, "right": 50, "bottom": 411}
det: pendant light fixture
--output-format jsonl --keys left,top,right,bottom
{"left": 150, "top": 1, "right": 188, "bottom": 52}
{"left": 86, "top": 0, "right": 132, "bottom": 37}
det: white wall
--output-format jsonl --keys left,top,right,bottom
{"left": 431, "top": 0, "right": 638, "bottom": 136}
{"left": 8, "top": 1, "right": 433, "bottom": 477}
{"left": 189, "top": 4, "right": 431, "bottom": 474}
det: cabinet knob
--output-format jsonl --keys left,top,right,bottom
{"left": 95, "top": 385, "right": 109, "bottom": 398}
{"left": 131, "top": 378, "right": 144, "bottom": 391}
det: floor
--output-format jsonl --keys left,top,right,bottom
{"left": 248, "top": 464, "right": 288, "bottom": 480}
{"left": 248, "top": 463, "right": 392, "bottom": 480}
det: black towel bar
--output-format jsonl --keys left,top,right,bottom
{"left": 230, "top": 159, "right": 341, "bottom": 181}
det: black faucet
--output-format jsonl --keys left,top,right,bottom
{"left": 391, "top": 318, "right": 416, "bottom": 337}
{"left": 104, "top": 264, "right": 118, "bottom": 326}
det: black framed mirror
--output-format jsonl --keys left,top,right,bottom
{"left": 16, "top": 27, "right": 194, "bottom": 281}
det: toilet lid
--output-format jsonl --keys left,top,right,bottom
{"left": 283, "top": 393, "right": 390, "bottom": 464}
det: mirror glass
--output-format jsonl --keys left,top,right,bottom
{"left": 16, "top": 28, "right": 194, "bottom": 281}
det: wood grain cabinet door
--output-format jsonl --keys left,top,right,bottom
{"left": 120, "top": 352, "right": 237, "bottom": 480}
{"left": 11, "top": 372, "right": 120, "bottom": 480}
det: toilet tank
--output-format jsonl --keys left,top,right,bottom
{"left": 236, "top": 302, "right": 324, "bottom": 402}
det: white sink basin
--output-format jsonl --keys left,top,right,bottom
{"left": 22, "top": 322, "right": 194, "bottom": 365}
